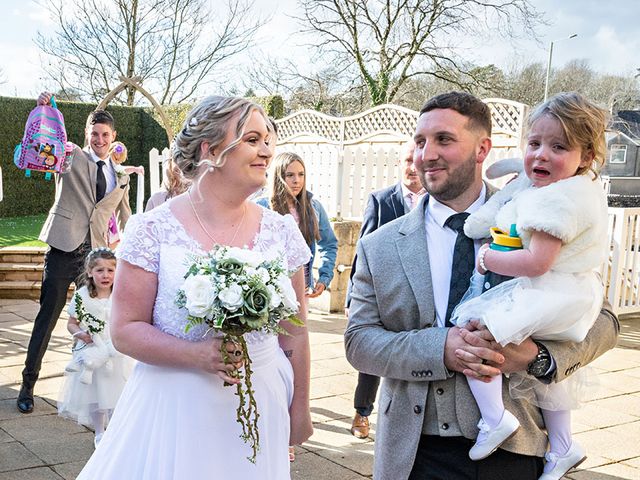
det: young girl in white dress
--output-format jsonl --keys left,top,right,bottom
{"left": 76, "top": 96, "right": 313, "bottom": 479}
{"left": 452, "top": 92, "right": 608, "bottom": 480}
{"left": 58, "top": 247, "right": 130, "bottom": 447}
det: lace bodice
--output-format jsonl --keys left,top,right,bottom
{"left": 117, "top": 202, "right": 311, "bottom": 343}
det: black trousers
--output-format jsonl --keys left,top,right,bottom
{"left": 409, "top": 435, "right": 543, "bottom": 480}
{"left": 21, "top": 243, "right": 89, "bottom": 390}
{"left": 354, "top": 372, "right": 380, "bottom": 416}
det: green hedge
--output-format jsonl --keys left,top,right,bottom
{"left": 0, "top": 96, "right": 168, "bottom": 218}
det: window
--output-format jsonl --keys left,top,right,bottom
{"left": 609, "top": 144, "right": 627, "bottom": 164}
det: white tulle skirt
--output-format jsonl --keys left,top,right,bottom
{"left": 77, "top": 336, "right": 294, "bottom": 480}
{"left": 453, "top": 270, "right": 603, "bottom": 346}
{"left": 453, "top": 270, "right": 603, "bottom": 410}
{"left": 58, "top": 350, "right": 132, "bottom": 426}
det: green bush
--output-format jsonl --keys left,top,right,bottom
{"left": 0, "top": 96, "right": 168, "bottom": 218}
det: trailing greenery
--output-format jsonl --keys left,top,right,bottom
{"left": 0, "top": 214, "right": 47, "bottom": 247}
{"left": 0, "top": 96, "right": 168, "bottom": 218}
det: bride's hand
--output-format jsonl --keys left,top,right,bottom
{"left": 289, "top": 398, "right": 313, "bottom": 446}
{"left": 194, "top": 338, "right": 243, "bottom": 384}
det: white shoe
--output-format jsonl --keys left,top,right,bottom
{"left": 94, "top": 432, "right": 103, "bottom": 448}
{"left": 539, "top": 442, "right": 586, "bottom": 480}
{"left": 469, "top": 410, "right": 520, "bottom": 460}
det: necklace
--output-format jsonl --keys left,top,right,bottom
{"left": 188, "top": 189, "right": 247, "bottom": 246}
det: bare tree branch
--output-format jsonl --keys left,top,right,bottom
{"left": 295, "top": 0, "right": 545, "bottom": 106}
{"left": 36, "top": 0, "right": 262, "bottom": 105}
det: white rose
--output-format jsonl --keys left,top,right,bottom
{"left": 276, "top": 275, "right": 298, "bottom": 311}
{"left": 225, "top": 247, "right": 263, "bottom": 268}
{"left": 266, "top": 284, "right": 282, "bottom": 309}
{"left": 255, "top": 267, "right": 270, "bottom": 283}
{"left": 182, "top": 275, "right": 217, "bottom": 318}
{"left": 218, "top": 284, "right": 244, "bottom": 311}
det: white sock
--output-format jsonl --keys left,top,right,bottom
{"left": 468, "top": 374, "right": 505, "bottom": 429}
{"left": 542, "top": 409, "right": 572, "bottom": 456}
{"left": 91, "top": 410, "right": 106, "bottom": 435}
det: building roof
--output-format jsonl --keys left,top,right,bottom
{"left": 613, "top": 111, "right": 640, "bottom": 140}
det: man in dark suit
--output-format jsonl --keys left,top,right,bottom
{"left": 346, "top": 140, "right": 426, "bottom": 438}
{"left": 17, "top": 91, "right": 131, "bottom": 414}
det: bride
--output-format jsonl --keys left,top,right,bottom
{"left": 77, "top": 96, "right": 313, "bottom": 479}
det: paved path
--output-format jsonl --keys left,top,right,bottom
{"left": 1, "top": 298, "right": 639, "bottom": 479}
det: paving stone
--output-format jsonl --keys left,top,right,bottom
{"left": 0, "top": 397, "right": 57, "bottom": 421}
{"left": 569, "top": 461, "right": 640, "bottom": 479}
{"left": 0, "top": 467, "right": 62, "bottom": 480}
{"left": 0, "top": 442, "right": 43, "bottom": 473}
{"left": 1, "top": 414, "right": 86, "bottom": 442}
{"left": 22, "top": 432, "right": 94, "bottom": 465}
{"left": 291, "top": 450, "right": 369, "bottom": 480}
{"left": 51, "top": 461, "right": 86, "bottom": 480}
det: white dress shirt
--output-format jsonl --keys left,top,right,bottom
{"left": 88, "top": 148, "right": 117, "bottom": 196}
{"left": 425, "top": 184, "right": 486, "bottom": 327}
{"left": 401, "top": 183, "right": 427, "bottom": 212}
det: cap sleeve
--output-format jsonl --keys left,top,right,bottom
{"left": 282, "top": 214, "right": 312, "bottom": 272}
{"left": 116, "top": 213, "right": 160, "bottom": 273}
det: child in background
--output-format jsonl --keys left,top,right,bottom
{"left": 58, "top": 248, "right": 130, "bottom": 447}
{"left": 106, "top": 142, "right": 144, "bottom": 247}
{"left": 453, "top": 92, "right": 609, "bottom": 480}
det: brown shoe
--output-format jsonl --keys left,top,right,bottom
{"left": 350, "top": 412, "right": 370, "bottom": 439}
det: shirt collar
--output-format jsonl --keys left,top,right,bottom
{"left": 86, "top": 147, "right": 112, "bottom": 165}
{"left": 427, "top": 183, "right": 486, "bottom": 228}
{"left": 400, "top": 182, "right": 426, "bottom": 199}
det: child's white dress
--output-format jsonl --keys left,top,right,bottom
{"left": 58, "top": 286, "right": 130, "bottom": 426}
{"left": 453, "top": 174, "right": 608, "bottom": 408}
{"left": 77, "top": 203, "right": 311, "bottom": 480}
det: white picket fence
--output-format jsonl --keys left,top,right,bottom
{"left": 603, "top": 208, "right": 640, "bottom": 316}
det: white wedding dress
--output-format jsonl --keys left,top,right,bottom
{"left": 77, "top": 202, "right": 310, "bottom": 480}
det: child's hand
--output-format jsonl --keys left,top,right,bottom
{"left": 74, "top": 331, "right": 93, "bottom": 344}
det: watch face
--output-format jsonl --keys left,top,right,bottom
{"left": 529, "top": 361, "right": 548, "bottom": 377}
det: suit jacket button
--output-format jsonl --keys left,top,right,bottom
{"left": 411, "top": 371, "right": 417, "bottom": 377}
{"left": 426, "top": 370, "right": 432, "bottom": 377}
{"left": 413, "top": 405, "right": 422, "bottom": 414}
{"left": 441, "top": 423, "right": 449, "bottom": 430}
{"left": 436, "top": 388, "right": 444, "bottom": 395}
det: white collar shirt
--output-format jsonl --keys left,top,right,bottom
{"left": 87, "top": 148, "right": 117, "bottom": 195}
{"left": 401, "top": 183, "right": 427, "bottom": 212}
{"left": 425, "top": 183, "right": 486, "bottom": 327}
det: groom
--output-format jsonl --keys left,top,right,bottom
{"left": 344, "top": 91, "right": 618, "bottom": 479}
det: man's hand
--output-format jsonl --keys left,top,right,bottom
{"left": 306, "top": 282, "right": 326, "bottom": 298}
{"left": 445, "top": 326, "right": 502, "bottom": 382}
{"left": 37, "top": 92, "right": 53, "bottom": 106}
{"left": 457, "top": 321, "right": 539, "bottom": 376}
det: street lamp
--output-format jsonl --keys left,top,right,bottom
{"left": 544, "top": 34, "right": 578, "bottom": 102}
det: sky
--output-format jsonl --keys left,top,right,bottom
{"left": 0, "top": 0, "right": 638, "bottom": 100}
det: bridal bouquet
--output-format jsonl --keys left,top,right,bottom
{"left": 175, "top": 245, "right": 302, "bottom": 462}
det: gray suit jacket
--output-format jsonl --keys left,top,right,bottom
{"left": 39, "top": 147, "right": 132, "bottom": 251}
{"left": 344, "top": 194, "right": 619, "bottom": 480}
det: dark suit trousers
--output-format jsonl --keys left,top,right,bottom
{"left": 354, "top": 372, "right": 380, "bottom": 416}
{"left": 21, "top": 242, "right": 89, "bottom": 389}
{"left": 409, "top": 435, "right": 543, "bottom": 480}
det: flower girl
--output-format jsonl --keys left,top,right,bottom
{"left": 58, "top": 248, "right": 130, "bottom": 447}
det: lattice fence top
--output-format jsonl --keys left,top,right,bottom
{"left": 277, "top": 100, "right": 528, "bottom": 145}
{"left": 483, "top": 98, "right": 528, "bottom": 138}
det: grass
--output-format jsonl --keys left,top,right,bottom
{"left": 0, "top": 214, "right": 47, "bottom": 248}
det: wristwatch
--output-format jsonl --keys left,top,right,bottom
{"left": 527, "top": 341, "right": 552, "bottom": 378}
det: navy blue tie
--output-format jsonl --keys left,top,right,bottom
{"left": 444, "top": 212, "right": 474, "bottom": 327}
